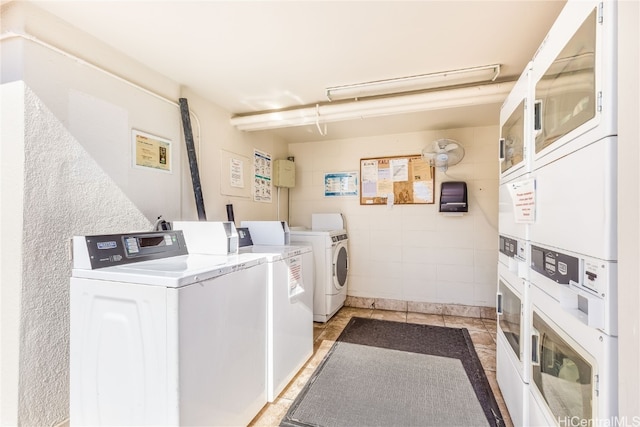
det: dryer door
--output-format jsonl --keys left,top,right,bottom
{"left": 332, "top": 241, "right": 348, "bottom": 290}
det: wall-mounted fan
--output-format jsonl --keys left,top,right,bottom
{"left": 421, "top": 138, "right": 465, "bottom": 171}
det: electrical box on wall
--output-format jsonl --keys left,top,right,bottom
{"left": 273, "top": 159, "right": 295, "bottom": 188}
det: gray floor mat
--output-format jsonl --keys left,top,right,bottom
{"left": 281, "top": 317, "right": 504, "bottom": 427}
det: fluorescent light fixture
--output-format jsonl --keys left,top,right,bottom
{"left": 230, "top": 80, "right": 514, "bottom": 132}
{"left": 325, "top": 64, "right": 501, "bottom": 101}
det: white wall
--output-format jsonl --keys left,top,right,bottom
{"left": 0, "top": 81, "right": 26, "bottom": 427}
{"left": 0, "top": 3, "right": 289, "bottom": 425}
{"left": 617, "top": 0, "right": 640, "bottom": 420}
{"left": 289, "top": 126, "right": 499, "bottom": 307}
{"left": 179, "top": 87, "right": 290, "bottom": 224}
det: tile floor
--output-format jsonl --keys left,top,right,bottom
{"left": 249, "top": 306, "right": 514, "bottom": 427}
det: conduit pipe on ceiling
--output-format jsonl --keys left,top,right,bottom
{"left": 230, "top": 81, "right": 515, "bottom": 131}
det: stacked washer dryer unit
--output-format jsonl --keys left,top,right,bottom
{"left": 496, "top": 61, "right": 534, "bottom": 427}
{"left": 70, "top": 230, "right": 268, "bottom": 427}
{"left": 238, "top": 220, "right": 315, "bottom": 402}
{"left": 498, "top": 1, "right": 619, "bottom": 425}
{"left": 290, "top": 213, "right": 349, "bottom": 323}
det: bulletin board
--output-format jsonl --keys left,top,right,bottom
{"left": 360, "top": 155, "right": 435, "bottom": 205}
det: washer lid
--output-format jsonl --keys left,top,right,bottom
{"left": 72, "top": 253, "right": 265, "bottom": 287}
{"left": 290, "top": 229, "right": 346, "bottom": 237}
{"left": 239, "top": 244, "right": 312, "bottom": 261}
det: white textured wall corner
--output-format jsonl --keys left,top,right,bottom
{"left": 9, "top": 85, "right": 154, "bottom": 426}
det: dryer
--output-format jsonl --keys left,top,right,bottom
{"left": 528, "top": 285, "right": 618, "bottom": 426}
{"left": 289, "top": 228, "right": 348, "bottom": 323}
{"left": 531, "top": 0, "right": 617, "bottom": 172}
{"left": 70, "top": 230, "right": 268, "bottom": 426}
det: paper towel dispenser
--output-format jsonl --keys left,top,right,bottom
{"left": 439, "top": 181, "right": 468, "bottom": 213}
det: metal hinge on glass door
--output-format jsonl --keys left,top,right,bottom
{"left": 597, "top": 91, "right": 603, "bottom": 113}
{"left": 595, "top": 374, "right": 600, "bottom": 396}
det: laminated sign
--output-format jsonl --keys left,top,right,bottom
{"left": 287, "top": 255, "right": 304, "bottom": 298}
{"left": 508, "top": 179, "right": 536, "bottom": 223}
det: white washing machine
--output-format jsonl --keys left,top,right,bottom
{"left": 289, "top": 229, "right": 348, "bottom": 323}
{"left": 239, "top": 244, "right": 314, "bottom": 402}
{"left": 70, "top": 230, "right": 268, "bottom": 426}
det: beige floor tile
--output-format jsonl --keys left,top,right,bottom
{"left": 482, "top": 317, "right": 497, "bottom": 332}
{"left": 344, "top": 295, "right": 375, "bottom": 309}
{"left": 248, "top": 396, "right": 293, "bottom": 427}
{"left": 281, "top": 366, "right": 315, "bottom": 400}
{"left": 480, "top": 306, "right": 498, "bottom": 320}
{"left": 318, "top": 324, "right": 344, "bottom": 341}
{"left": 325, "top": 314, "right": 352, "bottom": 329}
{"left": 312, "top": 326, "right": 324, "bottom": 341}
{"left": 334, "top": 306, "right": 373, "bottom": 319}
{"left": 443, "top": 304, "right": 482, "bottom": 318}
{"left": 307, "top": 339, "right": 333, "bottom": 369}
{"left": 407, "top": 301, "right": 445, "bottom": 315}
{"left": 374, "top": 298, "right": 407, "bottom": 311}
{"left": 469, "top": 329, "right": 496, "bottom": 349}
{"left": 475, "top": 346, "right": 497, "bottom": 372}
{"left": 370, "top": 309, "right": 407, "bottom": 322}
{"left": 443, "top": 315, "right": 489, "bottom": 331}
{"left": 406, "top": 312, "right": 445, "bottom": 326}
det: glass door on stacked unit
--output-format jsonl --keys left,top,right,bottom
{"left": 498, "top": 280, "right": 522, "bottom": 362}
{"left": 534, "top": 7, "right": 596, "bottom": 153}
{"left": 531, "top": 311, "right": 594, "bottom": 424}
{"left": 499, "top": 61, "right": 532, "bottom": 184}
{"left": 500, "top": 99, "right": 526, "bottom": 176}
{"left": 532, "top": 1, "right": 616, "bottom": 170}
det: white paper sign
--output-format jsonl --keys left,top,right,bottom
{"left": 230, "top": 158, "right": 244, "bottom": 188}
{"left": 287, "top": 255, "right": 304, "bottom": 297}
{"left": 508, "top": 178, "right": 536, "bottom": 223}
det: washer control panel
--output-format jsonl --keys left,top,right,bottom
{"left": 531, "top": 244, "right": 579, "bottom": 285}
{"left": 530, "top": 244, "right": 612, "bottom": 297}
{"left": 331, "top": 233, "right": 348, "bottom": 243}
{"left": 76, "top": 230, "right": 188, "bottom": 269}
{"left": 499, "top": 235, "right": 526, "bottom": 261}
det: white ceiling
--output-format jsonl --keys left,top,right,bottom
{"left": 29, "top": 0, "right": 566, "bottom": 143}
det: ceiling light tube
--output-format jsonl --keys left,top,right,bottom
{"left": 325, "top": 64, "right": 501, "bottom": 101}
{"left": 230, "top": 81, "right": 514, "bottom": 131}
